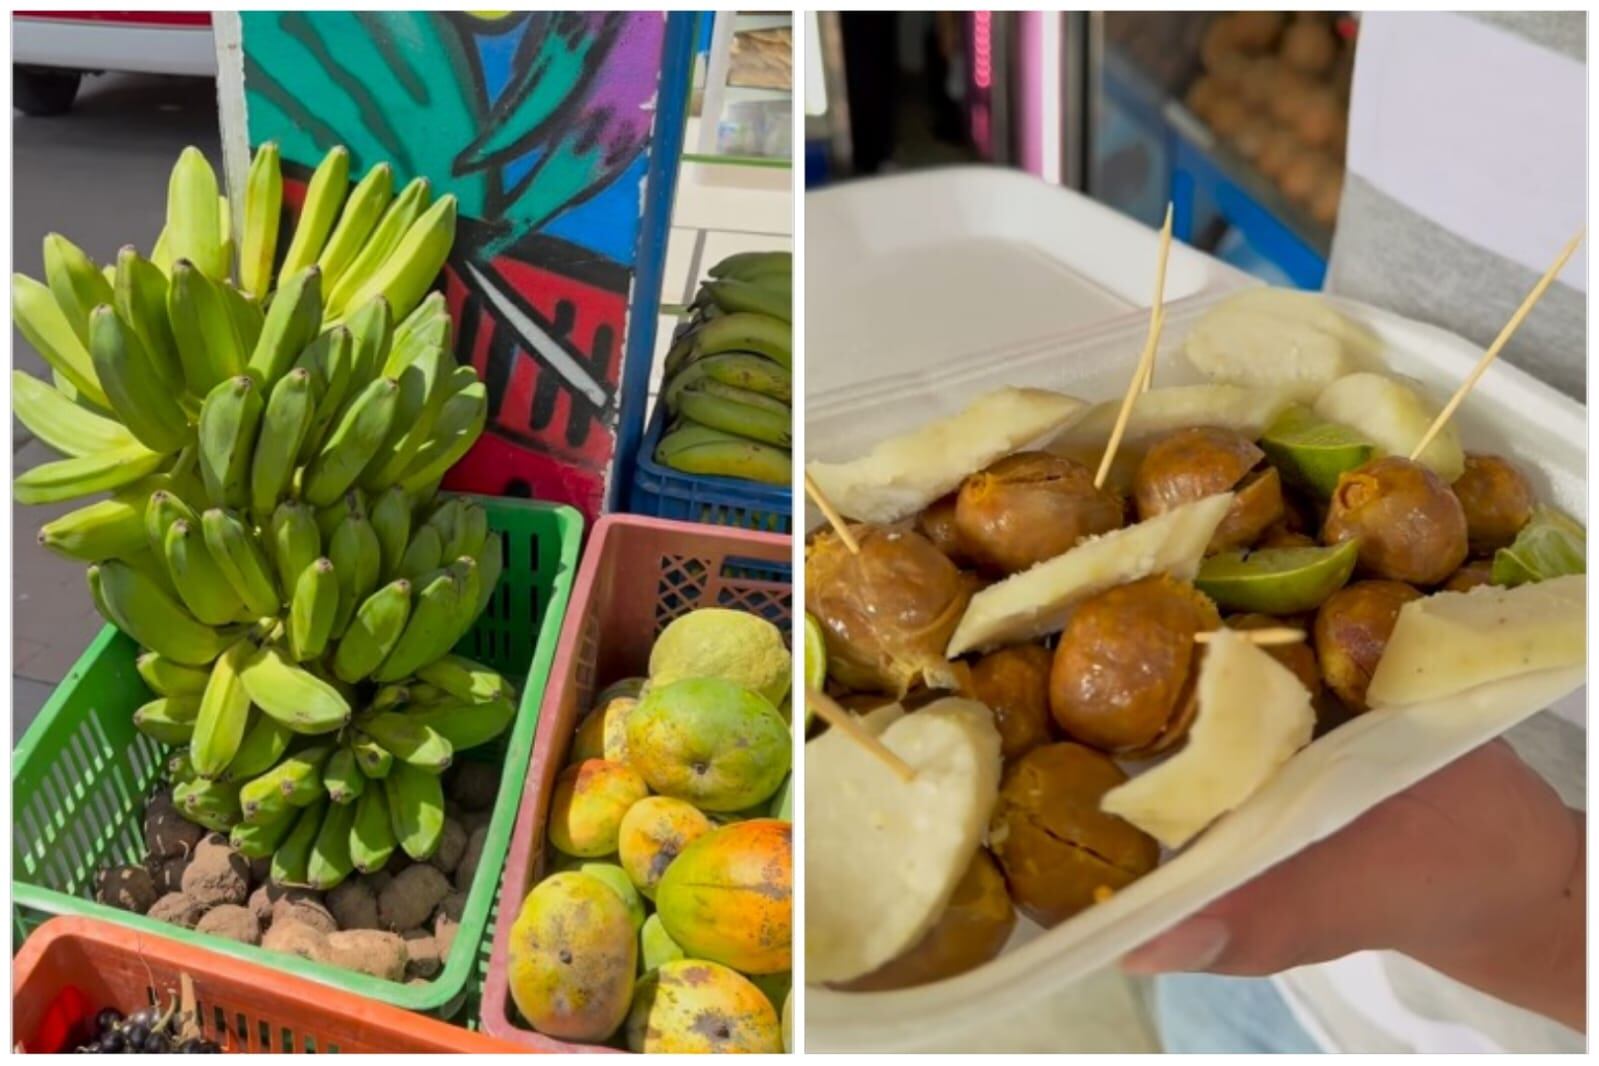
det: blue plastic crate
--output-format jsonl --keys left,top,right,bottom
{"left": 627, "top": 403, "right": 792, "bottom": 533}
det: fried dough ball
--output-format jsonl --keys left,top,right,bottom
{"left": 1229, "top": 612, "right": 1320, "bottom": 695}
{"left": 955, "top": 452, "right": 1125, "bottom": 575}
{"left": 1451, "top": 454, "right": 1536, "bottom": 555}
{"left": 1049, "top": 575, "right": 1221, "bottom": 757}
{"left": 1322, "top": 457, "right": 1468, "bottom": 586}
{"left": 1313, "top": 580, "right": 1422, "bottom": 712}
{"left": 915, "top": 492, "right": 972, "bottom": 566}
{"left": 1134, "top": 427, "right": 1283, "bottom": 553}
{"left": 965, "top": 644, "right": 1056, "bottom": 764}
{"left": 1442, "top": 559, "right": 1497, "bottom": 594}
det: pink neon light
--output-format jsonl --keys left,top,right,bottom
{"left": 973, "top": 11, "right": 992, "bottom": 89}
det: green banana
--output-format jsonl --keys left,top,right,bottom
{"left": 349, "top": 783, "right": 396, "bottom": 873}
{"left": 672, "top": 381, "right": 791, "bottom": 447}
{"left": 86, "top": 305, "right": 190, "bottom": 453}
{"left": 352, "top": 734, "right": 395, "bottom": 780}
{"left": 435, "top": 498, "right": 486, "bottom": 561}
{"left": 269, "top": 500, "right": 321, "bottom": 597}
{"left": 239, "top": 141, "right": 282, "bottom": 300}
{"left": 249, "top": 366, "right": 316, "bottom": 521}
{"left": 89, "top": 559, "right": 228, "bottom": 665}
{"left": 201, "top": 508, "right": 281, "bottom": 617}
{"left": 12, "top": 273, "right": 109, "bottom": 407}
{"left": 701, "top": 277, "right": 791, "bottom": 322}
{"left": 305, "top": 796, "right": 358, "bottom": 890}
{"left": 397, "top": 382, "right": 487, "bottom": 493}
{"left": 370, "top": 485, "right": 413, "bottom": 580}
{"left": 362, "top": 342, "right": 453, "bottom": 491}
{"left": 317, "top": 162, "right": 393, "bottom": 289}
{"left": 11, "top": 370, "right": 134, "bottom": 456}
{"left": 220, "top": 283, "right": 265, "bottom": 359}
{"left": 655, "top": 420, "right": 790, "bottom": 486}
{"left": 323, "top": 744, "right": 366, "bottom": 805}
{"left": 417, "top": 654, "right": 512, "bottom": 704}
{"left": 287, "top": 556, "right": 338, "bottom": 661}
{"left": 343, "top": 294, "right": 394, "bottom": 386}
{"left": 166, "top": 751, "right": 197, "bottom": 786}
{"left": 133, "top": 695, "right": 201, "bottom": 745}
{"left": 43, "top": 233, "right": 115, "bottom": 345}
{"left": 302, "top": 376, "right": 400, "bottom": 506}
{"left": 165, "top": 517, "right": 248, "bottom": 626}
{"left": 384, "top": 761, "right": 446, "bottom": 861}
{"left": 144, "top": 489, "right": 197, "bottom": 561}
{"left": 241, "top": 743, "right": 333, "bottom": 823}
{"left": 137, "top": 652, "right": 211, "bottom": 698}
{"left": 315, "top": 493, "right": 360, "bottom": 542}
{"left": 446, "top": 556, "right": 482, "bottom": 648}
{"left": 174, "top": 776, "right": 241, "bottom": 832}
{"left": 167, "top": 260, "right": 245, "bottom": 396}
{"left": 112, "top": 246, "right": 183, "bottom": 392}
{"left": 473, "top": 531, "right": 503, "bottom": 618}
{"left": 119, "top": 544, "right": 183, "bottom": 603}
{"left": 372, "top": 684, "right": 411, "bottom": 710}
{"left": 166, "top": 147, "right": 228, "bottom": 281}
{"left": 15, "top": 444, "right": 164, "bottom": 505}
{"left": 190, "top": 636, "right": 255, "bottom": 778}
{"left": 332, "top": 578, "right": 412, "bottom": 683}
{"left": 327, "top": 176, "right": 431, "bottom": 316}
{"left": 406, "top": 696, "right": 515, "bottom": 753}
{"left": 37, "top": 493, "right": 146, "bottom": 562}
{"left": 395, "top": 524, "right": 443, "bottom": 582}
{"left": 382, "top": 298, "right": 450, "bottom": 378}
{"left": 245, "top": 265, "right": 323, "bottom": 390}
{"left": 294, "top": 326, "right": 356, "bottom": 463}
{"left": 358, "top": 711, "right": 453, "bottom": 773}
{"left": 329, "top": 500, "right": 382, "bottom": 637}
{"left": 197, "top": 376, "right": 264, "bottom": 509}
{"left": 337, "top": 193, "right": 457, "bottom": 323}
{"left": 224, "top": 711, "right": 293, "bottom": 782}
{"left": 271, "top": 795, "right": 328, "bottom": 885}
{"left": 231, "top": 806, "right": 297, "bottom": 859}
{"left": 238, "top": 642, "right": 352, "bottom": 734}
{"left": 667, "top": 311, "right": 792, "bottom": 375}
{"left": 669, "top": 351, "right": 791, "bottom": 406}
{"left": 372, "top": 568, "right": 461, "bottom": 682}
{"left": 278, "top": 145, "right": 350, "bottom": 282}
{"left": 707, "top": 249, "right": 790, "bottom": 282}
{"left": 407, "top": 682, "right": 448, "bottom": 705}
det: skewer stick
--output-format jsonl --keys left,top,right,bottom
{"left": 807, "top": 687, "right": 917, "bottom": 782}
{"left": 1196, "top": 627, "right": 1305, "bottom": 647}
{"left": 1410, "top": 226, "right": 1585, "bottom": 461}
{"left": 1096, "top": 205, "right": 1175, "bottom": 487}
{"left": 804, "top": 471, "right": 860, "bottom": 554}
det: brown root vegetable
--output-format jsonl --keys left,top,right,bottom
{"left": 180, "top": 835, "right": 249, "bottom": 909}
{"left": 988, "top": 744, "right": 1160, "bottom": 927}
{"left": 196, "top": 904, "right": 262, "bottom": 945}
{"left": 428, "top": 818, "right": 468, "bottom": 877}
{"left": 1050, "top": 575, "right": 1221, "bottom": 756}
{"left": 1134, "top": 427, "right": 1281, "bottom": 552}
{"left": 97, "top": 864, "right": 158, "bottom": 914}
{"left": 806, "top": 525, "right": 975, "bottom": 696}
{"left": 1295, "top": 90, "right": 1345, "bottom": 150}
{"left": 456, "top": 825, "right": 489, "bottom": 892}
{"left": 915, "top": 492, "right": 971, "bottom": 566}
{"left": 1451, "top": 454, "right": 1536, "bottom": 554}
{"left": 1323, "top": 457, "right": 1469, "bottom": 586}
{"left": 327, "top": 929, "right": 409, "bottom": 981}
{"left": 1236, "top": 57, "right": 1280, "bottom": 108}
{"left": 273, "top": 896, "right": 337, "bottom": 937}
{"left": 147, "top": 892, "right": 206, "bottom": 928}
{"left": 150, "top": 854, "right": 187, "bottom": 896}
{"left": 1208, "top": 94, "right": 1248, "bottom": 137}
{"left": 1442, "top": 559, "right": 1497, "bottom": 593}
{"left": 146, "top": 789, "right": 204, "bottom": 862}
{"left": 1282, "top": 15, "right": 1336, "bottom": 76}
{"left": 1231, "top": 117, "right": 1271, "bottom": 162}
{"left": 965, "top": 644, "right": 1056, "bottom": 764}
{"left": 1229, "top": 613, "right": 1321, "bottom": 695}
{"left": 954, "top": 452, "right": 1124, "bottom": 575}
{"left": 328, "top": 878, "right": 381, "bottom": 931}
{"left": 1313, "top": 580, "right": 1422, "bottom": 712}
{"left": 1228, "top": 10, "right": 1286, "bottom": 51}
{"left": 403, "top": 929, "right": 443, "bottom": 979}
{"left": 837, "top": 848, "right": 1016, "bottom": 991}
{"left": 379, "top": 864, "right": 453, "bottom": 932}
{"left": 262, "top": 919, "right": 332, "bottom": 963}
{"left": 448, "top": 762, "right": 499, "bottom": 812}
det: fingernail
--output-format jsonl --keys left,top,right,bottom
{"left": 1121, "top": 916, "right": 1230, "bottom": 974}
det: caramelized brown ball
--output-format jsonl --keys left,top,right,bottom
{"left": 1049, "top": 575, "right": 1221, "bottom": 757}
{"left": 1258, "top": 526, "right": 1318, "bottom": 550}
{"left": 965, "top": 644, "right": 1056, "bottom": 764}
{"left": 988, "top": 743, "right": 1160, "bottom": 928}
{"left": 1442, "top": 559, "right": 1497, "bottom": 594}
{"left": 806, "top": 525, "right": 975, "bottom": 697}
{"left": 915, "top": 492, "right": 972, "bottom": 566}
{"left": 1134, "top": 427, "right": 1282, "bottom": 553}
{"left": 1313, "top": 580, "right": 1422, "bottom": 712}
{"left": 1322, "top": 457, "right": 1468, "bottom": 586}
{"left": 1229, "top": 612, "right": 1320, "bottom": 695}
{"left": 954, "top": 452, "right": 1124, "bottom": 575}
{"left": 838, "top": 848, "right": 1015, "bottom": 991}
{"left": 1452, "top": 454, "right": 1536, "bottom": 555}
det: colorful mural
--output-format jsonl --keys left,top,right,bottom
{"left": 238, "top": 11, "right": 671, "bottom": 520}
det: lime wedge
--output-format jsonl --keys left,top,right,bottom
{"left": 1196, "top": 539, "right": 1361, "bottom": 614}
{"left": 1492, "top": 507, "right": 1586, "bottom": 587}
{"left": 803, "top": 612, "right": 827, "bottom": 729}
{"left": 1260, "top": 405, "right": 1375, "bottom": 498}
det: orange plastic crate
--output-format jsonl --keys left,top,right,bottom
{"left": 14, "top": 917, "right": 530, "bottom": 1054}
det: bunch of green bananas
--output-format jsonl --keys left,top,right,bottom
{"left": 655, "top": 251, "right": 791, "bottom": 487}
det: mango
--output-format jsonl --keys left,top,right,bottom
{"left": 579, "top": 861, "right": 645, "bottom": 933}
{"left": 649, "top": 608, "right": 791, "bottom": 705}
{"left": 593, "top": 676, "right": 646, "bottom": 709}
{"left": 570, "top": 697, "right": 635, "bottom": 765}
{"left": 548, "top": 759, "right": 649, "bottom": 858}
{"left": 655, "top": 818, "right": 791, "bottom": 974}
{"left": 618, "top": 795, "right": 713, "bottom": 899}
{"left": 624, "top": 959, "right": 783, "bottom": 1054}
{"left": 507, "top": 871, "right": 637, "bottom": 1043}
{"left": 639, "top": 912, "right": 685, "bottom": 973}
{"left": 625, "top": 678, "right": 791, "bottom": 812}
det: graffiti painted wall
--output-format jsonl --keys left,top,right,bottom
{"left": 236, "top": 11, "right": 670, "bottom": 521}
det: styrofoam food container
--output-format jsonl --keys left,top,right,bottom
{"left": 804, "top": 294, "right": 1587, "bottom": 1052}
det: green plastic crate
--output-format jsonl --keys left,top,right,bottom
{"left": 12, "top": 497, "right": 582, "bottom": 1017}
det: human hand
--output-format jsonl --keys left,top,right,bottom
{"left": 1121, "top": 740, "right": 1585, "bottom": 1031}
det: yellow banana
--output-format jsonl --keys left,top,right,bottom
{"left": 238, "top": 642, "right": 351, "bottom": 733}
{"left": 14, "top": 443, "right": 164, "bottom": 505}
{"left": 190, "top": 636, "right": 255, "bottom": 778}
{"left": 241, "top": 742, "right": 333, "bottom": 823}
{"left": 37, "top": 492, "right": 147, "bottom": 562}
{"left": 133, "top": 695, "right": 201, "bottom": 745}
{"left": 165, "top": 146, "right": 228, "bottom": 281}
{"left": 43, "top": 233, "right": 115, "bottom": 345}
{"left": 317, "top": 162, "right": 393, "bottom": 289}
{"left": 655, "top": 421, "right": 790, "bottom": 486}
{"left": 327, "top": 176, "right": 430, "bottom": 316}
{"left": 13, "top": 273, "right": 109, "bottom": 408}
{"left": 137, "top": 651, "right": 211, "bottom": 698}
{"left": 337, "top": 194, "right": 457, "bottom": 323}
{"left": 11, "top": 370, "right": 134, "bottom": 457}
{"left": 279, "top": 145, "right": 350, "bottom": 282}
{"left": 239, "top": 141, "right": 282, "bottom": 300}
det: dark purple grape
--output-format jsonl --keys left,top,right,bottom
{"left": 95, "top": 1008, "right": 124, "bottom": 1033}
{"left": 99, "top": 1030, "right": 124, "bottom": 1053}
{"left": 198, "top": 1040, "right": 222, "bottom": 1053}
{"left": 121, "top": 1023, "right": 150, "bottom": 1048}
{"left": 142, "top": 1031, "right": 173, "bottom": 1053}
{"left": 124, "top": 1006, "right": 161, "bottom": 1030}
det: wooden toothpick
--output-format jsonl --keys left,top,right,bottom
{"left": 1097, "top": 205, "right": 1174, "bottom": 488}
{"left": 807, "top": 687, "right": 916, "bottom": 782}
{"left": 1196, "top": 627, "right": 1305, "bottom": 647}
{"left": 1411, "top": 226, "right": 1585, "bottom": 461}
{"left": 804, "top": 471, "right": 860, "bottom": 554}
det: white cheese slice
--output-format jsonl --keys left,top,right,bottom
{"left": 1368, "top": 575, "right": 1586, "bottom": 706}
{"left": 805, "top": 698, "right": 1003, "bottom": 984}
{"left": 806, "top": 387, "right": 1086, "bottom": 524}
{"left": 1044, "top": 384, "right": 1296, "bottom": 455}
{"left": 1185, "top": 301, "right": 1367, "bottom": 402}
{"left": 946, "top": 492, "right": 1234, "bottom": 657}
{"left": 1312, "top": 371, "right": 1465, "bottom": 482}
{"left": 1101, "top": 629, "right": 1315, "bottom": 849}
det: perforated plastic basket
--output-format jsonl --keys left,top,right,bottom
{"left": 14, "top": 916, "right": 526, "bottom": 1053}
{"left": 479, "top": 514, "right": 792, "bottom": 1050}
{"left": 627, "top": 403, "right": 793, "bottom": 533}
{"left": 11, "top": 497, "right": 582, "bottom": 1017}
